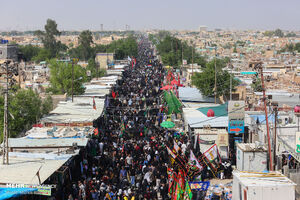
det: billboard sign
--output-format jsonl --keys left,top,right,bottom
{"left": 189, "top": 181, "right": 210, "bottom": 191}
{"left": 228, "top": 101, "right": 245, "bottom": 134}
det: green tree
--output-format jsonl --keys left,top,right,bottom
{"left": 86, "top": 58, "right": 106, "bottom": 80}
{"left": 156, "top": 35, "right": 206, "bottom": 67}
{"left": 69, "top": 35, "right": 138, "bottom": 61}
{"left": 191, "top": 59, "right": 239, "bottom": 98}
{"left": 41, "top": 95, "right": 53, "bottom": 116}
{"left": 251, "top": 78, "right": 262, "bottom": 92}
{"left": 274, "top": 29, "right": 284, "bottom": 37}
{"left": 32, "top": 48, "right": 52, "bottom": 62}
{"left": 0, "top": 89, "right": 45, "bottom": 141}
{"left": 286, "top": 32, "right": 297, "bottom": 37}
{"left": 35, "top": 19, "right": 63, "bottom": 57}
{"left": 47, "top": 59, "right": 87, "bottom": 95}
{"left": 263, "top": 31, "right": 274, "bottom": 37}
{"left": 19, "top": 45, "right": 42, "bottom": 61}
{"left": 78, "top": 30, "right": 94, "bottom": 60}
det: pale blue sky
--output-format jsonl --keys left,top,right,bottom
{"left": 0, "top": 0, "right": 299, "bottom": 31}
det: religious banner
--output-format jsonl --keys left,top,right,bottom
{"left": 189, "top": 181, "right": 210, "bottom": 191}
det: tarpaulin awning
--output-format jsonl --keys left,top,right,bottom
{"left": 197, "top": 103, "right": 228, "bottom": 117}
{"left": 0, "top": 188, "right": 38, "bottom": 200}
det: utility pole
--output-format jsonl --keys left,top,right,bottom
{"left": 181, "top": 41, "right": 184, "bottom": 74}
{"left": 230, "top": 62, "right": 232, "bottom": 101}
{"left": 274, "top": 104, "right": 278, "bottom": 170}
{"left": 214, "top": 47, "right": 217, "bottom": 104}
{"left": 71, "top": 58, "right": 78, "bottom": 102}
{"left": 257, "top": 62, "right": 273, "bottom": 171}
{"left": 191, "top": 41, "right": 194, "bottom": 76}
{"left": 71, "top": 60, "right": 74, "bottom": 103}
{"left": 2, "top": 61, "right": 9, "bottom": 165}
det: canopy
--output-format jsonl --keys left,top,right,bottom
{"left": 160, "top": 121, "right": 175, "bottom": 128}
{"left": 0, "top": 188, "right": 38, "bottom": 200}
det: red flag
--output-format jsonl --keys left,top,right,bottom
{"left": 93, "top": 97, "right": 96, "bottom": 110}
{"left": 93, "top": 128, "right": 99, "bottom": 136}
{"left": 112, "top": 91, "right": 116, "bottom": 99}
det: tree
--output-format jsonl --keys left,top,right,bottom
{"left": 286, "top": 32, "right": 297, "bottom": 37}
{"left": 191, "top": 59, "right": 239, "bottom": 98}
{"left": 41, "top": 95, "right": 53, "bottom": 116}
{"left": 19, "top": 45, "right": 42, "bottom": 61}
{"left": 0, "top": 88, "right": 51, "bottom": 141}
{"left": 156, "top": 35, "right": 206, "bottom": 67}
{"left": 86, "top": 58, "right": 106, "bottom": 80}
{"left": 78, "top": 30, "right": 94, "bottom": 60}
{"left": 274, "top": 29, "right": 284, "bottom": 37}
{"left": 251, "top": 78, "right": 263, "bottom": 92}
{"left": 263, "top": 31, "right": 274, "bottom": 37}
{"left": 47, "top": 59, "right": 87, "bottom": 95}
{"left": 35, "top": 19, "right": 62, "bottom": 57}
{"left": 32, "top": 48, "right": 52, "bottom": 62}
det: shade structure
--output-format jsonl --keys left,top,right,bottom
{"left": 160, "top": 85, "right": 173, "bottom": 90}
{"left": 160, "top": 121, "right": 175, "bottom": 128}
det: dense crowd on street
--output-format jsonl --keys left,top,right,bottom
{"left": 61, "top": 39, "right": 184, "bottom": 200}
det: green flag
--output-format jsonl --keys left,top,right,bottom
{"left": 183, "top": 181, "right": 193, "bottom": 200}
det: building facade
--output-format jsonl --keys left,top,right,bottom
{"left": 0, "top": 43, "right": 18, "bottom": 61}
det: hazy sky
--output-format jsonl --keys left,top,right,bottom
{"left": 1, "top": 0, "right": 300, "bottom": 31}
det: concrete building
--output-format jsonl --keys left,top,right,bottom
{"left": 0, "top": 43, "right": 18, "bottom": 61}
{"left": 95, "top": 53, "right": 114, "bottom": 70}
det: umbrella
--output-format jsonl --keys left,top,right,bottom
{"left": 160, "top": 121, "right": 175, "bottom": 128}
{"left": 160, "top": 85, "right": 173, "bottom": 90}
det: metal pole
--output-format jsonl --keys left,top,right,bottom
{"left": 71, "top": 61, "right": 74, "bottom": 102}
{"left": 3, "top": 62, "right": 9, "bottom": 164}
{"left": 191, "top": 41, "right": 194, "bottom": 76}
{"left": 230, "top": 63, "right": 232, "bottom": 101}
{"left": 274, "top": 106, "right": 278, "bottom": 170}
{"left": 214, "top": 47, "right": 217, "bottom": 104}
{"left": 181, "top": 41, "right": 184, "bottom": 73}
{"left": 259, "top": 64, "right": 273, "bottom": 171}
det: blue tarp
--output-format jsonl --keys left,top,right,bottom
{"left": 240, "top": 71, "right": 257, "bottom": 75}
{"left": 0, "top": 188, "right": 38, "bottom": 200}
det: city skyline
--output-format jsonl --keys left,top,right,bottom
{"left": 1, "top": 0, "right": 300, "bottom": 31}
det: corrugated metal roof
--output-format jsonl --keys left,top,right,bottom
{"left": 6, "top": 137, "right": 88, "bottom": 148}
{"left": 0, "top": 156, "right": 68, "bottom": 185}
{"left": 41, "top": 97, "right": 104, "bottom": 123}
{"left": 183, "top": 108, "right": 228, "bottom": 128}
{"left": 237, "top": 143, "right": 267, "bottom": 152}
{"left": 179, "top": 87, "right": 215, "bottom": 103}
{"left": 233, "top": 171, "right": 296, "bottom": 187}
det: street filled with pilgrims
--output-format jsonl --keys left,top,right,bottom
{"left": 62, "top": 37, "right": 233, "bottom": 200}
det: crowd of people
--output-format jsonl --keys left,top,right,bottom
{"left": 61, "top": 39, "right": 191, "bottom": 200}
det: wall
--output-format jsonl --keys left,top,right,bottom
{"left": 95, "top": 53, "right": 114, "bottom": 70}
{"left": 0, "top": 44, "right": 18, "bottom": 61}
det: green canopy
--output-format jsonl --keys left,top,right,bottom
{"left": 163, "top": 91, "right": 182, "bottom": 115}
{"left": 160, "top": 121, "right": 175, "bottom": 128}
{"left": 197, "top": 103, "right": 228, "bottom": 117}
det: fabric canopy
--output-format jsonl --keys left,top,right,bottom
{"left": 160, "top": 85, "right": 173, "bottom": 90}
{"left": 0, "top": 188, "right": 38, "bottom": 200}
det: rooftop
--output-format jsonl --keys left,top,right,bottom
{"left": 233, "top": 171, "right": 296, "bottom": 187}
{"left": 41, "top": 97, "right": 104, "bottom": 124}
{"left": 183, "top": 107, "right": 228, "bottom": 128}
